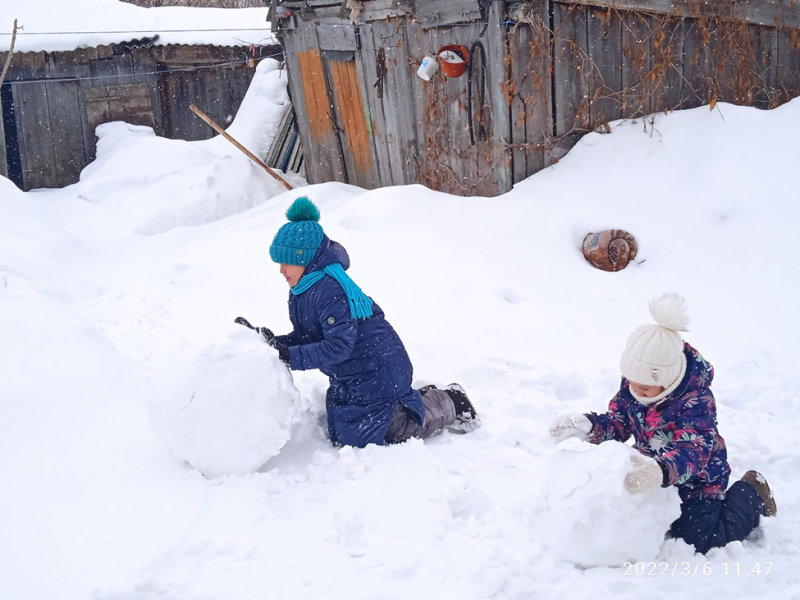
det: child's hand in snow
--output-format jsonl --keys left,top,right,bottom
{"left": 233, "top": 317, "right": 275, "bottom": 343}
{"left": 257, "top": 327, "right": 275, "bottom": 343}
{"left": 549, "top": 414, "right": 592, "bottom": 442}
{"left": 624, "top": 454, "right": 664, "bottom": 494}
{"left": 268, "top": 338, "right": 290, "bottom": 367}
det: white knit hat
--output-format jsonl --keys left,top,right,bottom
{"left": 621, "top": 294, "right": 690, "bottom": 391}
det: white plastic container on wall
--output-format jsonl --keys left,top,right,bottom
{"left": 416, "top": 55, "right": 439, "bottom": 81}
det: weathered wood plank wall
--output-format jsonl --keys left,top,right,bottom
{"left": 0, "top": 90, "right": 6, "bottom": 179}
{"left": 285, "top": 39, "right": 348, "bottom": 182}
{"left": 281, "top": 1, "right": 511, "bottom": 196}
{"left": 266, "top": 106, "right": 305, "bottom": 175}
{"left": 564, "top": 0, "right": 800, "bottom": 29}
{"left": 507, "top": 1, "right": 551, "bottom": 179}
{"left": 278, "top": 0, "right": 800, "bottom": 196}
{"left": 0, "top": 44, "right": 265, "bottom": 190}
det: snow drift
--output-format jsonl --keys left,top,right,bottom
{"left": 2, "top": 57, "right": 799, "bottom": 599}
{"left": 70, "top": 59, "right": 295, "bottom": 236}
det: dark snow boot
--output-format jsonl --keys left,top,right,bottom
{"left": 445, "top": 383, "right": 481, "bottom": 433}
{"left": 741, "top": 470, "right": 777, "bottom": 517}
{"left": 417, "top": 384, "right": 439, "bottom": 395}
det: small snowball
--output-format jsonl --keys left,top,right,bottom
{"left": 145, "top": 324, "right": 299, "bottom": 478}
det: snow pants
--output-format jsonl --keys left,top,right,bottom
{"left": 384, "top": 387, "right": 456, "bottom": 444}
{"left": 668, "top": 480, "right": 765, "bottom": 554}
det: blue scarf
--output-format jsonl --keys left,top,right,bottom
{"left": 291, "top": 262, "right": 374, "bottom": 320}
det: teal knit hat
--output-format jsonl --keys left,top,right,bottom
{"left": 269, "top": 197, "right": 324, "bottom": 266}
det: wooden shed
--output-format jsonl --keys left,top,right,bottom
{"left": 0, "top": 41, "right": 281, "bottom": 191}
{"left": 273, "top": 0, "right": 800, "bottom": 196}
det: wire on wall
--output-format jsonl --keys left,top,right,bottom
{"left": 0, "top": 52, "right": 283, "bottom": 86}
{"left": 0, "top": 28, "right": 273, "bottom": 36}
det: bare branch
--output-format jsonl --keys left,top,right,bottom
{"left": 0, "top": 19, "right": 20, "bottom": 87}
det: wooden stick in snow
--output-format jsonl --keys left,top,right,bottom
{"left": 190, "top": 104, "right": 294, "bottom": 191}
{"left": 0, "top": 20, "right": 20, "bottom": 87}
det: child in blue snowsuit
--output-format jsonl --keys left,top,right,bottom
{"left": 238, "top": 197, "right": 479, "bottom": 448}
{"left": 551, "top": 294, "right": 776, "bottom": 555}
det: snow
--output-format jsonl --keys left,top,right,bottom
{"left": 1, "top": 56, "right": 800, "bottom": 599}
{"left": 73, "top": 59, "right": 294, "bottom": 236}
{"left": 544, "top": 440, "right": 681, "bottom": 567}
{"left": 145, "top": 323, "right": 299, "bottom": 478}
{"left": 0, "top": 0, "right": 272, "bottom": 53}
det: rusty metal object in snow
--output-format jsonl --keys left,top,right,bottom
{"left": 582, "top": 230, "right": 638, "bottom": 272}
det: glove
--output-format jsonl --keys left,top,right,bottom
{"left": 234, "top": 317, "right": 288, "bottom": 365}
{"left": 268, "top": 338, "right": 291, "bottom": 367}
{"left": 234, "top": 316, "right": 255, "bottom": 329}
{"left": 549, "top": 413, "right": 592, "bottom": 442}
{"left": 234, "top": 317, "right": 274, "bottom": 343}
{"left": 624, "top": 454, "right": 664, "bottom": 495}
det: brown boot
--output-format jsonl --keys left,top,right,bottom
{"left": 741, "top": 470, "right": 777, "bottom": 517}
{"left": 444, "top": 383, "right": 481, "bottom": 433}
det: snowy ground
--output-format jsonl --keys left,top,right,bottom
{"left": 1, "top": 58, "right": 799, "bottom": 598}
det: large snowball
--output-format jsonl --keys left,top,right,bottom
{"left": 544, "top": 440, "right": 682, "bottom": 567}
{"left": 145, "top": 324, "right": 299, "bottom": 478}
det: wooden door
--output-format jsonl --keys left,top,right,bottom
{"left": 291, "top": 45, "right": 348, "bottom": 183}
{"left": 84, "top": 83, "right": 157, "bottom": 133}
{"left": 323, "top": 50, "right": 377, "bottom": 189}
{"left": 11, "top": 80, "right": 87, "bottom": 190}
{"left": 284, "top": 23, "right": 380, "bottom": 188}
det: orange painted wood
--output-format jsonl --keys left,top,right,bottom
{"left": 297, "top": 48, "right": 335, "bottom": 143}
{"left": 329, "top": 57, "right": 373, "bottom": 180}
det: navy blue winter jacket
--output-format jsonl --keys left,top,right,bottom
{"left": 274, "top": 236, "right": 425, "bottom": 447}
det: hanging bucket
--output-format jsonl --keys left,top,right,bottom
{"left": 417, "top": 55, "right": 439, "bottom": 81}
{"left": 437, "top": 44, "right": 470, "bottom": 78}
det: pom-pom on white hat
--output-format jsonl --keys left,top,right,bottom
{"left": 621, "top": 294, "right": 690, "bottom": 390}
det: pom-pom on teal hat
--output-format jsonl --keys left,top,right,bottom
{"left": 269, "top": 197, "right": 325, "bottom": 266}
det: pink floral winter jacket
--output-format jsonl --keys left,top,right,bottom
{"left": 586, "top": 343, "right": 731, "bottom": 502}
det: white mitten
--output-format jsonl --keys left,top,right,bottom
{"left": 624, "top": 454, "right": 664, "bottom": 494}
{"left": 549, "top": 413, "right": 592, "bottom": 442}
